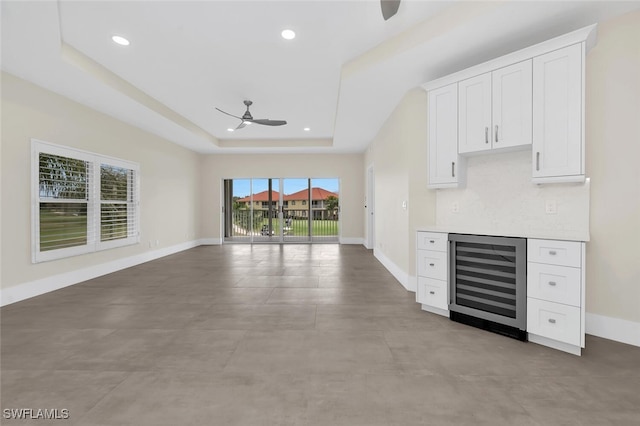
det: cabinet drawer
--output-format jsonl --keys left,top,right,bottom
{"left": 527, "top": 298, "right": 581, "bottom": 346}
{"left": 527, "top": 263, "right": 581, "bottom": 307}
{"left": 417, "top": 232, "right": 448, "bottom": 252}
{"left": 417, "top": 250, "right": 447, "bottom": 280}
{"left": 417, "top": 277, "right": 448, "bottom": 310}
{"left": 528, "top": 239, "right": 582, "bottom": 267}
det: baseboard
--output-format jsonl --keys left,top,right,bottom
{"left": 421, "top": 304, "right": 449, "bottom": 318}
{"left": 373, "top": 249, "right": 410, "bottom": 291}
{"left": 529, "top": 333, "right": 582, "bottom": 356}
{"left": 198, "top": 238, "right": 222, "bottom": 245}
{"left": 339, "top": 237, "right": 365, "bottom": 245}
{"left": 0, "top": 240, "right": 201, "bottom": 307}
{"left": 586, "top": 313, "right": 640, "bottom": 348}
{"left": 407, "top": 275, "right": 417, "bottom": 293}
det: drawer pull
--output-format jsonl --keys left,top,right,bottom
{"left": 548, "top": 281, "right": 557, "bottom": 286}
{"left": 429, "top": 291, "right": 435, "bottom": 295}
{"left": 429, "top": 263, "right": 435, "bottom": 267}
{"left": 429, "top": 240, "right": 435, "bottom": 243}
{"left": 548, "top": 318, "right": 557, "bottom": 324}
{"left": 548, "top": 250, "right": 557, "bottom": 255}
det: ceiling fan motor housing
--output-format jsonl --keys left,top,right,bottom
{"left": 242, "top": 100, "right": 254, "bottom": 120}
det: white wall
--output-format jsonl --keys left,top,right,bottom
{"left": 585, "top": 10, "right": 640, "bottom": 324}
{"left": 365, "top": 88, "right": 437, "bottom": 289}
{"left": 199, "top": 154, "right": 364, "bottom": 243}
{"left": 1, "top": 73, "right": 201, "bottom": 302}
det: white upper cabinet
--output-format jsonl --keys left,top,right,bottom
{"left": 493, "top": 60, "right": 533, "bottom": 149}
{"left": 422, "top": 24, "right": 595, "bottom": 188}
{"left": 458, "top": 61, "right": 532, "bottom": 155}
{"left": 532, "top": 43, "right": 584, "bottom": 182}
{"left": 428, "top": 83, "right": 463, "bottom": 188}
{"left": 458, "top": 73, "right": 492, "bottom": 154}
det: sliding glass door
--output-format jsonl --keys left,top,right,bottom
{"left": 282, "top": 178, "right": 310, "bottom": 242}
{"left": 223, "top": 178, "right": 339, "bottom": 243}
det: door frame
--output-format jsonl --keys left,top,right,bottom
{"left": 366, "top": 164, "right": 375, "bottom": 250}
{"left": 222, "top": 177, "right": 340, "bottom": 244}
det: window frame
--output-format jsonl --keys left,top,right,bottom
{"left": 31, "top": 139, "right": 140, "bottom": 263}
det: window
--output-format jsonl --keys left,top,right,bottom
{"left": 32, "top": 140, "right": 139, "bottom": 263}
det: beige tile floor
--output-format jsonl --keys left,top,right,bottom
{"left": 1, "top": 244, "right": 639, "bottom": 425}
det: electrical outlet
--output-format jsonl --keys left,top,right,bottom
{"left": 452, "top": 202, "right": 459, "bottom": 213}
{"left": 545, "top": 200, "right": 557, "bottom": 214}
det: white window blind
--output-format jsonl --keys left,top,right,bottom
{"left": 32, "top": 140, "right": 140, "bottom": 263}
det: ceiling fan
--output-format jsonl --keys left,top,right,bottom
{"left": 381, "top": 0, "right": 401, "bottom": 21}
{"left": 216, "top": 100, "right": 287, "bottom": 130}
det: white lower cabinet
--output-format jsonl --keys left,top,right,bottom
{"left": 414, "top": 232, "right": 587, "bottom": 355}
{"left": 527, "top": 238, "right": 585, "bottom": 355}
{"left": 527, "top": 298, "right": 581, "bottom": 347}
{"left": 417, "top": 277, "right": 448, "bottom": 311}
{"left": 416, "top": 232, "right": 449, "bottom": 316}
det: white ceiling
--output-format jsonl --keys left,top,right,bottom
{"left": 2, "top": 1, "right": 639, "bottom": 154}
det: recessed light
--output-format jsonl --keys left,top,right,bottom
{"left": 227, "top": 128, "right": 234, "bottom": 132}
{"left": 111, "top": 35, "right": 130, "bottom": 46}
{"left": 304, "top": 127, "right": 311, "bottom": 131}
{"left": 281, "top": 29, "right": 296, "bottom": 40}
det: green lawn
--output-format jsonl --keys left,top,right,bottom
{"left": 39, "top": 208, "right": 127, "bottom": 251}
{"left": 256, "top": 218, "right": 338, "bottom": 237}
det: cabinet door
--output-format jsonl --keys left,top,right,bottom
{"left": 493, "top": 60, "right": 532, "bottom": 149}
{"left": 428, "top": 83, "right": 459, "bottom": 187}
{"left": 458, "top": 73, "right": 492, "bottom": 154}
{"left": 532, "top": 44, "right": 583, "bottom": 180}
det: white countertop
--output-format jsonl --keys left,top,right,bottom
{"left": 416, "top": 226, "right": 589, "bottom": 242}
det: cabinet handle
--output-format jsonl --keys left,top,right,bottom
{"left": 485, "top": 127, "right": 489, "bottom": 144}
{"left": 429, "top": 291, "right": 435, "bottom": 295}
{"left": 536, "top": 152, "right": 540, "bottom": 171}
{"left": 429, "top": 240, "right": 435, "bottom": 243}
{"left": 451, "top": 162, "right": 455, "bottom": 177}
{"left": 429, "top": 263, "right": 435, "bottom": 267}
{"left": 495, "top": 125, "right": 499, "bottom": 143}
{"left": 549, "top": 250, "right": 557, "bottom": 255}
{"left": 548, "top": 318, "right": 557, "bottom": 324}
{"left": 548, "top": 281, "right": 557, "bottom": 286}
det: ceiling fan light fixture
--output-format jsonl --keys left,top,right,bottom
{"left": 111, "top": 35, "right": 130, "bottom": 46}
{"left": 281, "top": 29, "right": 296, "bottom": 40}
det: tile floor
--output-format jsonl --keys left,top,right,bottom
{"left": 1, "top": 244, "right": 639, "bottom": 425}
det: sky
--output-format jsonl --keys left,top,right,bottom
{"left": 232, "top": 178, "right": 339, "bottom": 198}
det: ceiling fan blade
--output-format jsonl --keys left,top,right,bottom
{"left": 251, "top": 119, "right": 287, "bottom": 126}
{"left": 235, "top": 121, "right": 248, "bottom": 130}
{"left": 381, "top": 0, "right": 401, "bottom": 21}
{"left": 215, "top": 107, "right": 243, "bottom": 120}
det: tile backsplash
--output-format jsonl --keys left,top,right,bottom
{"left": 435, "top": 150, "right": 590, "bottom": 238}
